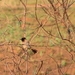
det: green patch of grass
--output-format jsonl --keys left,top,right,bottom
{"left": 55, "top": 38, "right": 62, "bottom": 44}
{"left": 49, "top": 39, "right": 56, "bottom": 47}
{"left": 64, "top": 73, "right": 70, "bottom": 75}
{"left": 61, "top": 60, "right": 67, "bottom": 66}
{"left": 39, "top": 50, "right": 45, "bottom": 56}
{"left": 49, "top": 53, "right": 54, "bottom": 57}
{"left": 0, "top": 21, "right": 23, "bottom": 42}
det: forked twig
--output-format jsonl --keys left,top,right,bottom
{"left": 36, "top": 61, "right": 43, "bottom": 75}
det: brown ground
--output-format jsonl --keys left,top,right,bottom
{"left": 0, "top": 44, "right": 75, "bottom": 75}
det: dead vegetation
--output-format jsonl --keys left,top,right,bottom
{"left": 0, "top": 0, "right": 75, "bottom": 75}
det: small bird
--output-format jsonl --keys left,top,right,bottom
{"left": 20, "top": 37, "right": 30, "bottom": 51}
{"left": 20, "top": 37, "right": 37, "bottom": 54}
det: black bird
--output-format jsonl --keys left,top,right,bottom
{"left": 20, "top": 37, "right": 37, "bottom": 54}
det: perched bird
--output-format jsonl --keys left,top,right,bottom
{"left": 20, "top": 37, "right": 37, "bottom": 54}
{"left": 21, "top": 37, "right": 30, "bottom": 50}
